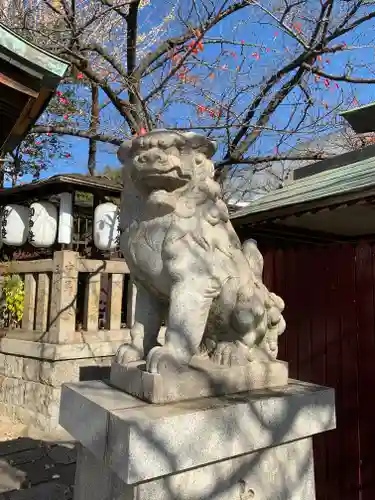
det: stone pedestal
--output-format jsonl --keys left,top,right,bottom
{"left": 59, "top": 380, "right": 335, "bottom": 500}
{"left": 110, "top": 359, "right": 288, "bottom": 403}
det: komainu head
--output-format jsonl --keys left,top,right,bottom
{"left": 117, "top": 129, "right": 217, "bottom": 199}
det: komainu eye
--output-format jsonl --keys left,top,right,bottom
{"left": 195, "top": 153, "right": 205, "bottom": 164}
{"left": 136, "top": 154, "right": 146, "bottom": 164}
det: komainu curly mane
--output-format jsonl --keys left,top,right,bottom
{"left": 115, "top": 129, "right": 286, "bottom": 373}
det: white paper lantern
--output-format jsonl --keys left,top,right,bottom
{"left": 93, "top": 202, "right": 120, "bottom": 251}
{"left": 58, "top": 192, "right": 73, "bottom": 244}
{"left": 0, "top": 204, "right": 29, "bottom": 246}
{"left": 29, "top": 201, "right": 58, "bottom": 248}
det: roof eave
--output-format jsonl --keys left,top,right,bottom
{"left": 340, "top": 102, "right": 375, "bottom": 134}
{"left": 231, "top": 155, "right": 375, "bottom": 226}
{"left": 2, "top": 89, "right": 54, "bottom": 153}
{"left": 0, "top": 23, "right": 68, "bottom": 78}
{"left": 231, "top": 186, "right": 375, "bottom": 226}
{"left": 0, "top": 174, "right": 122, "bottom": 204}
{"left": 0, "top": 22, "right": 69, "bottom": 153}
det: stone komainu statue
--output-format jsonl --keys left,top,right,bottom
{"left": 115, "top": 129, "right": 286, "bottom": 374}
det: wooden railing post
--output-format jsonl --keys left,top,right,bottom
{"left": 48, "top": 250, "right": 79, "bottom": 343}
{"left": 22, "top": 273, "right": 37, "bottom": 330}
{"left": 35, "top": 273, "right": 50, "bottom": 332}
{"left": 126, "top": 279, "right": 137, "bottom": 328}
{"left": 83, "top": 274, "right": 101, "bottom": 331}
{"left": 107, "top": 274, "right": 124, "bottom": 330}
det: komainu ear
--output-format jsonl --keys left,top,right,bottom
{"left": 182, "top": 132, "right": 217, "bottom": 158}
{"left": 117, "top": 141, "right": 131, "bottom": 165}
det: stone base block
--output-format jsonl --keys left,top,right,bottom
{"left": 75, "top": 437, "right": 314, "bottom": 500}
{"left": 60, "top": 379, "right": 335, "bottom": 500}
{"left": 0, "top": 344, "right": 116, "bottom": 433}
{"left": 61, "top": 380, "right": 335, "bottom": 480}
{"left": 110, "top": 359, "right": 288, "bottom": 403}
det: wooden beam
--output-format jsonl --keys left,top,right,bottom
{"left": 0, "top": 71, "right": 39, "bottom": 98}
{"left": 0, "top": 259, "right": 54, "bottom": 274}
{"left": 78, "top": 258, "right": 129, "bottom": 274}
{"left": 22, "top": 273, "right": 37, "bottom": 330}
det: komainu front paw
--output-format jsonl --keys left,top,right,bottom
{"left": 211, "top": 341, "right": 250, "bottom": 367}
{"left": 146, "top": 345, "right": 188, "bottom": 374}
{"left": 115, "top": 342, "right": 144, "bottom": 365}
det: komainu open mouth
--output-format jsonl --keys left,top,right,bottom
{"left": 137, "top": 166, "right": 190, "bottom": 192}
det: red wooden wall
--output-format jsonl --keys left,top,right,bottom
{"left": 261, "top": 241, "right": 375, "bottom": 500}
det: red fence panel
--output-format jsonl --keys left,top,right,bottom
{"left": 261, "top": 242, "right": 374, "bottom": 500}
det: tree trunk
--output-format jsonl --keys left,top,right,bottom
{"left": 87, "top": 83, "right": 99, "bottom": 176}
{"left": 0, "top": 156, "right": 5, "bottom": 188}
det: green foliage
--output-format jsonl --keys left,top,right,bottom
{"left": 75, "top": 191, "right": 93, "bottom": 202}
{"left": 102, "top": 166, "right": 122, "bottom": 185}
{"left": 45, "top": 85, "right": 87, "bottom": 127}
{"left": 3, "top": 133, "right": 70, "bottom": 186}
{"left": 1, "top": 274, "right": 25, "bottom": 329}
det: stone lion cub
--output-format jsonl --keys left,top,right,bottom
{"left": 116, "top": 129, "right": 285, "bottom": 374}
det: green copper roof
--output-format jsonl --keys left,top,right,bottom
{"left": 0, "top": 22, "right": 69, "bottom": 153}
{"left": 231, "top": 152, "right": 375, "bottom": 224}
{"left": 0, "top": 23, "right": 68, "bottom": 78}
{"left": 340, "top": 102, "right": 375, "bottom": 134}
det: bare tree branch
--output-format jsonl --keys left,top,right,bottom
{"left": 303, "top": 63, "right": 375, "bottom": 83}
{"left": 328, "top": 7, "right": 375, "bottom": 42}
{"left": 217, "top": 152, "right": 331, "bottom": 168}
{"left": 4, "top": 0, "right": 375, "bottom": 194}
{"left": 32, "top": 125, "right": 122, "bottom": 145}
{"left": 141, "top": 0, "right": 252, "bottom": 93}
{"left": 226, "top": 67, "right": 306, "bottom": 165}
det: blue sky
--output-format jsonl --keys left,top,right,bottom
{"left": 19, "top": 0, "right": 375, "bottom": 186}
{"left": 54, "top": 137, "right": 119, "bottom": 175}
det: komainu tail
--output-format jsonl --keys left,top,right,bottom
{"left": 242, "top": 239, "right": 264, "bottom": 280}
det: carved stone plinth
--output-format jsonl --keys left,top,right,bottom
{"left": 59, "top": 380, "right": 336, "bottom": 500}
{"left": 110, "top": 359, "right": 288, "bottom": 404}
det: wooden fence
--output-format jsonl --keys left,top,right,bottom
{"left": 0, "top": 250, "right": 134, "bottom": 343}
{"left": 261, "top": 241, "right": 375, "bottom": 500}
